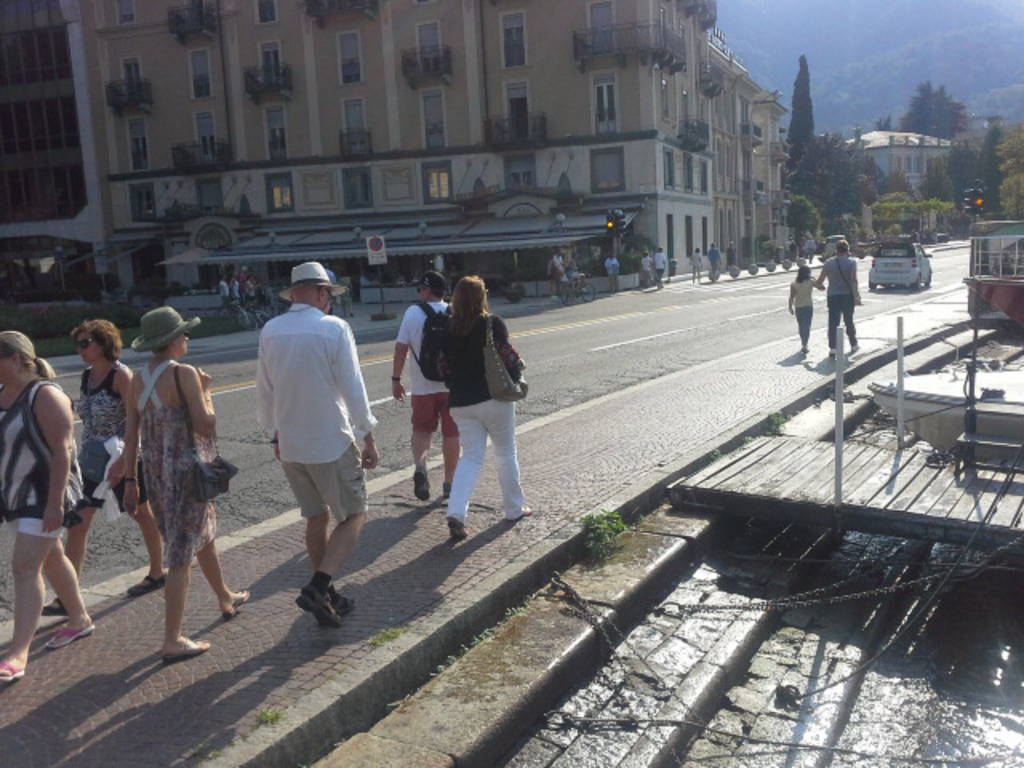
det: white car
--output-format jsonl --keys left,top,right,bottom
{"left": 868, "top": 241, "right": 932, "bottom": 290}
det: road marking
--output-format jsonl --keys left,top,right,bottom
{"left": 590, "top": 308, "right": 786, "bottom": 352}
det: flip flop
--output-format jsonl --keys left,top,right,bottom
{"left": 0, "top": 661, "right": 24, "bottom": 683}
{"left": 161, "top": 640, "right": 210, "bottom": 665}
{"left": 505, "top": 507, "right": 533, "bottom": 522}
{"left": 221, "top": 590, "right": 251, "bottom": 621}
{"left": 126, "top": 575, "right": 166, "bottom": 598}
{"left": 45, "top": 624, "right": 94, "bottom": 651}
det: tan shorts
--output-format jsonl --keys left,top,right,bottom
{"left": 281, "top": 446, "right": 367, "bottom": 523}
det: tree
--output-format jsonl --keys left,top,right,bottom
{"left": 979, "top": 121, "right": 1006, "bottom": 215}
{"left": 883, "top": 169, "right": 910, "bottom": 196}
{"left": 948, "top": 141, "right": 981, "bottom": 198}
{"left": 899, "top": 82, "right": 968, "bottom": 139}
{"left": 787, "top": 194, "right": 820, "bottom": 237}
{"left": 1001, "top": 174, "right": 1024, "bottom": 219}
{"left": 874, "top": 115, "right": 893, "bottom": 131}
{"left": 918, "top": 157, "right": 954, "bottom": 201}
{"left": 790, "top": 134, "right": 864, "bottom": 228}
{"left": 998, "top": 124, "right": 1024, "bottom": 178}
{"left": 788, "top": 56, "right": 814, "bottom": 172}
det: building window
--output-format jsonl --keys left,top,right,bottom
{"left": 196, "top": 177, "right": 223, "bottom": 212}
{"left": 663, "top": 149, "right": 674, "bottom": 189}
{"left": 502, "top": 13, "right": 525, "bottom": 67}
{"left": 265, "top": 172, "right": 293, "bottom": 212}
{"left": 338, "top": 32, "right": 361, "bottom": 84}
{"left": 129, "top": 182, "right": 154, "bottom": 221}
{"left": 266, "top": 106, "right": 286, "bottom": 159}
{"left": 422, "top": 161, "right": 451, "bottom": 202}
{"left": 684, "top": 153, "right": 694, "bottom": 192}
{"left": 128, "top": 118, "right": 147, "bottom": 170}
{"left": 661, "top": 77, "right": 669, "bottom": 120}
{"left": 700, "top": 160, "right": 709, "bottom": 194}
{"left": 195, "top": 111, "right": 216, "bottom": 157}
{"left": 422, "top": 89, "right": 445, "bottom": 149}
{"left": 190, "top": 49, "right": 211, "bottom": 99}
{"left": 504, "top": 154, "right": 535, "bottom": 188}
{"left": 595, "top": 74, "right": 616, "bottom": 134}
{"left": 343, "top": 167, "right": 372, "bottom": 208}
{"left": 118, "top": 0, "right": 135, "bottom": 24}
{"left": 257, "top": 0, "right": 277, "bottom": 23}
{"left": 0, "top": 28, "right": 71, "bottom": 86}
{"left": 590, "top": 147, "right": 624, "bottom": 193}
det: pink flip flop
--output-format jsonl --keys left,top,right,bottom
{"left": 0, "top": 661, "right": 25, "bottom": 682}
{"left": 45, "top": 624, "right": 95, "bottom": 651}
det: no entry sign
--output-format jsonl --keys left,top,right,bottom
{"left": 366, "top": 235, "right": 387, "bottom": 266}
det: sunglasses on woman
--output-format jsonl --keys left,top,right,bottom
{"left": 76, "top": 338, "right": 94, "bottom": 350}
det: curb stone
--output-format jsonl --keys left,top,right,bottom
{"left": 205, "top": 317, "right": 970, "bottom": 767}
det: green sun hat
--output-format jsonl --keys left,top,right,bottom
{"left": 131, "top": 306, "right": 201, "bottom": 352}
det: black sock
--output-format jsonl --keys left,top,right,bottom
{"left": 309, "top": 571, "right": 332, "bottom": 595}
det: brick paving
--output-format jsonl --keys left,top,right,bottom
{"left": 0, "top": 302, "right": 964, "bottom": 768}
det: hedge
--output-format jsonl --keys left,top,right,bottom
{"left": 0, "top": 304, "right": 146, "bottom": 341}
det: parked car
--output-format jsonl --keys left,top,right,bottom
{"left": 868, "top": 241, "right": 932, "bottom": 290}
{"left": 818, "top": 234, "right": 847, "bottom": 262}
{"left": 935, "top": 232, "right": 951, "bottom": 243}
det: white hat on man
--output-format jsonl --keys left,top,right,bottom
{"left": 279, "top": 261, "right": 348, "bottom": 300}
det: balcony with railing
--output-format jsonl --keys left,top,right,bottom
{"left": 167, "top": 3, "right": 218, "bottom": 43}
{"left": 677, "top": 0, "right": 717, "bottom": 28}
{"left": 106, "top": 79, "right": 153, "bottom": 114}
{"left": 740, "top": 122, "right": 763, "bottom": 147}
{"left": 304, "top": 0, "right": 378, "bottom": 24}
{"left": 699, "top": 62, "right": 723, "bottom": 98}
{"left": 339, "top": 130, "right": 372, "bottom": 158}
{"left": 678, "top": 119, "right": 710, "bottom": 153}
{"left": 484, "top": 113, "right": 547, "bottom": 148}
{"left": 572, "top": 23, "right": 686, "bottom": 72}
{"left": 401, "top": 46, "right": 453, "bottom": 88}
{"left": 244, "top": 65, "right": 292, "bottom": 102}
{"left": 171, "top": 140, "right": 231, "bottom": 172}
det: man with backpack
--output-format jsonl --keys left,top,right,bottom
{"left": 391, "top": 271, "right": 460, "bottom": 501}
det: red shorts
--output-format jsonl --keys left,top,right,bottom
{"left": 411, "top": 393, "right": 459, "bottom": 437}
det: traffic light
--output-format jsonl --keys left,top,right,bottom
{"left": 962, "top": 187, "right": 986, "bottom": 215}
{"left": 606, "top": 208, "right": 627, "bottom": 232}
{"left": 974, "top": 194, "right": 986, "bottom": 213}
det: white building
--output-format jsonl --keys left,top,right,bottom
{"left": 850, "top": 130, "right": 951, "bottom": 191}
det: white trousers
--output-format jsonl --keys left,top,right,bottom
{"left": 447, "top": 398, "right": 525, "bottom": 522}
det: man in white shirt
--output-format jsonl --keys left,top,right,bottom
{"left": 256, "top": 262, "right": 379, "bottom": 628}
{"left": 217, "top": 275, "right": 230, "bottom": 308}
{"left": 604, "top": 253, "right": 620, "bottom": 293}
{"left": 640, "top": 252, "right": 654, "bottom": 289}
{"left": 391, "top": 271, "right": 459, "bottom": 502}
{"left": 653, "top": 247, "right": 668, "bottom": 289}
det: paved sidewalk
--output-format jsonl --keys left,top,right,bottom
{"left": 0, "top": 292, "right": 969, "bottom": 767}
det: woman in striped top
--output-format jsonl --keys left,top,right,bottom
{"left": 0, "top": 332, "right": 93, "bottom": 684}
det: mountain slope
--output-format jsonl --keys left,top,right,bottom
{"left": 718, "top": 0, "right": 1024, "bottom": 133}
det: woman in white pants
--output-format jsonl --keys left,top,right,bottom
{"left": 443, "top": 276, "right": 530, "bottom": 540}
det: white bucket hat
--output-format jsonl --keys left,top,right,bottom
{"left": 279, "top": 261, "right": 348, "bottom": 300}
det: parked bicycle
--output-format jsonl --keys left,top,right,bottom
{"left": 225, "top": 299, "right": 270, "bottom": 330}
{"left": 560, "top": 273, "right": 596, "bottom": 305}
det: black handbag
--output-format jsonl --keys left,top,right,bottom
{"left": 77, "top": 439, "right": 110, "bottom": 484}
{"left": 174, "top": 367, "right": 238, "bottom": 502}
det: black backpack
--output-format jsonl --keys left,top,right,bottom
{"left": 412, "top": 302, "right": 450, "bottom": 382}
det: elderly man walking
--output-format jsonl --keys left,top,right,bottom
{"left": 256, "top": 262, "right": 379, "bottom": 627}
{"left": 391, "top": 271, "right": 459, "bottom": 502}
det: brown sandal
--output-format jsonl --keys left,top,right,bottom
{"left": 446, "top": 517, "right": 467, "bottom": 541}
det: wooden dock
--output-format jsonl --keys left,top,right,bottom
{"left": 670, "top": 436, "right": 1024, "bottom": 551}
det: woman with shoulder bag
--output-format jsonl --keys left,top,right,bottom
{"left": 46, "top": 320, "right": 165, "bottom": 618}
{"left": 123, "top": 308, "right": 248, "bottom": 664}
{"left": 443, "top": 276, "right": 531, "bottom": 541}
{"left": 0, "top": 332, "right": 93, "bottom": 684}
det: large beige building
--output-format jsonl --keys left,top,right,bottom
{"left": 0, "top": 0, "right": 789, "bottom": 294}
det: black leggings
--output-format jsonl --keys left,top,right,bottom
{"left": 826, "top": 294, "right": 857, "bottom": 351}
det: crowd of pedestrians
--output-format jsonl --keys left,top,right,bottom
{"left": 0, "top": 261, "right": 531, "bottom": 681}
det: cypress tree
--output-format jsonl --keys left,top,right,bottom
{"left": 788, "top": 55, "right": 814, "bottom": 172}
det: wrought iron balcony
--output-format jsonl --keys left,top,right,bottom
{"left": 679, "top": 0, "right": 718, "bottom": 29}
{"left": 339, "top": 129, "right": 372, "bottom": 158}
{"left": 678, "top": 119, "right": 710, "bottom": 153}
{"left": 106, "top": 79, "right": 153, "bottom": 113}
{"left": 171, "top": 140, "right": 232, "bottom": 172}
{"left": 699, "top": 62, "right": 723, "bottom": 98}
{"left": 167, "top": 3, "right": 218, "bottom": 43}
{"left": 401, "top": 46, "right": 453, "bottom": 88}
{"left": 244, "top": 65, "right": 292, "bottom": 102}
{"left": 572, "top": 23, "right": 686, "bottom": 72}
{"left": 304, "top": 0, "right": 378, "bottom": 24}
{"left": 740, "top": 122, "right": 763, "bottom": 147}
{"left": 484, "top": 113, "right": 547, "bottom": 147}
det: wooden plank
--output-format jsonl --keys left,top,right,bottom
{"left": 985, "top": 477, "right": 1024, "bottom": 529}
{"left": 682, "top": 436, "right": 776, "bottom": 488}
{"left": 881, "top": 455, "right": 946, "bottom": 512}
{"left": 903, "top": 464, "right": 961, "bottom": 518}
{"left": 716, "top": 440, "right": 828, "bottom": 498}
{"left": 702, "top": 438, "right": 797, "bottom": 491}
{"left": 844, "top": 448, "right": 917, "bottom": 507}
{"left": 768, "top": 441, "right": 869, "bottom": 506}
{"left": 944, "top": 469, "right": 1005, "bottom": 525}
{"left": 793, "top": 443, "right": 883, "bottom": 504}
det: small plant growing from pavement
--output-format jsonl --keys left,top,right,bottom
{"left": 764, "top": 411, "right": 789, "bottom": 436}
{"left": 368, "top": 625, "right": 410, "bottom": 647}
{"left": 583, "top": 509, "right": 628, "bottom": 561}
{"left": 256, "top": 709, "right": 284, "bottom": 726}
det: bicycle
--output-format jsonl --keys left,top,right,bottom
{"left": 559, "top": 273, "right": 596, "bottom": 305}
{"left": 225, "top": 300, "right": 269, "bottom": 330}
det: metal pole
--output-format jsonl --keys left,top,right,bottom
{"left": 834, "top": 328, "right": 845, "bottom": 506}
{"left": 896, "top": 316, "right": 906, "bottom": 449}
{"left": 378, "top": 264, "right": 385, "bottom": 315}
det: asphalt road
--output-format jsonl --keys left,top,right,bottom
{"left": 0, "top": 245, "right": 971, "bottom": 622}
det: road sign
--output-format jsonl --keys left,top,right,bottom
{"left": 366, "top": 235, "right": 387, "bottom": 266}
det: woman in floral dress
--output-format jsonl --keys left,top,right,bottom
{"left": 122, "top": 308, "right": 248, "bottom": 664}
